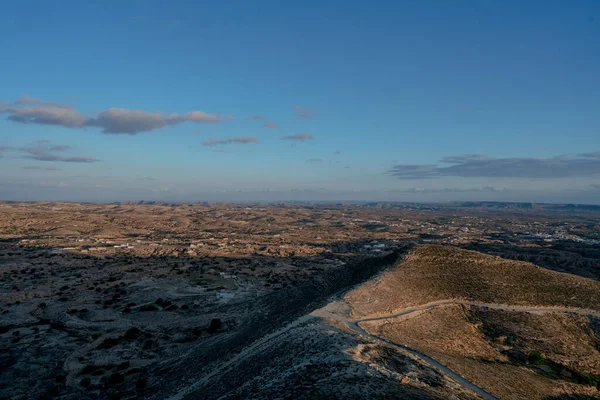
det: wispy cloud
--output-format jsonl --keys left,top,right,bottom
{"left": 203, "top": 136, "right": 257, "bottom": 146}
{"left": 579, "top": 152, "right": 600, "bottom": 159}
{"left": 14, "top": 94, "right": 41, "bottom": 105}
{"left": 386, "top": 164, "right": 439, "bottom": 180}
{"left": 333, "top": 151, "right": 341, "bottom": 155}
{"left": 292, "top": 105, "right": 316, "bottom": 119}
{"left": 1, "top": 95, "right": 233, "bottom": 135}
{"left": 18, "top": 140, "right": 99, "bottom": 163}
{"left": 387, "top": 153, "right": 600, "bottom": 180}
{"left": 400, "top": 186, "right": 503, "bottom": 193}
{"left": 439, "top": 154, "right": 488, "bottom": 164}
{"left": 22, "top": 165, "right": 60, "bottom": 171}
{"left": 281, "top": 133, "right": 313, "bottom": 142}
{"left": 246, "top": 115, "right": 279, "bottom": 129}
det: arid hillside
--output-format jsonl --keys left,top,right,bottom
{"left": 343, "top": 246, "right": 600, "bottom": 399}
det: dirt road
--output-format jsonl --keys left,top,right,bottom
{"left": 355, "top": 300, "right": 600, "bottom": 323}
{"left": 315, "top": 299, "right": 600, "bottom": 400}
{"left": 169, "top": 299, "right": 600, "bottom": 400}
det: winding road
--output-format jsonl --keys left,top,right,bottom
{"left": 353, "top": 299, "right": 600, "bottom": 323}
{"left": 348, "top": 320, "right": 499, "bottom": 400}
{"left": 343, "top": 300, "right": 600, "bottom": 400}
{"left": 168, "top": 299, "right": 600, "bottom": 400}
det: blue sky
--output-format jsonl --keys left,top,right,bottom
{"left": 1, "top": 0, "right": 599, "bottom": 203}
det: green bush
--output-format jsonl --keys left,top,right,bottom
{"left": 528, "top": 351, "right": 544, "bottom": 365}
{"left": 579, "top": 373, "right": 599, "bottom": 388}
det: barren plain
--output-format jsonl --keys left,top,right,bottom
{"left": 1, "top": 201, "right": 600, "bottom": 399}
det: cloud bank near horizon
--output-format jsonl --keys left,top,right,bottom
{"left": 388, "top": 153, "right": 600, "bottom": 180}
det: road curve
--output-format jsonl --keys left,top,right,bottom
{"left": 348, "top": 320, "right": 499, "bottom": 400}
{"left": 168, "top": 300, "right": 600, "bottom": 400}
{"left": 346, "top": 300, "right": 600, "bottom": 400}
{"left": 354, "top": 300, "right": 600, "bottom": 324}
